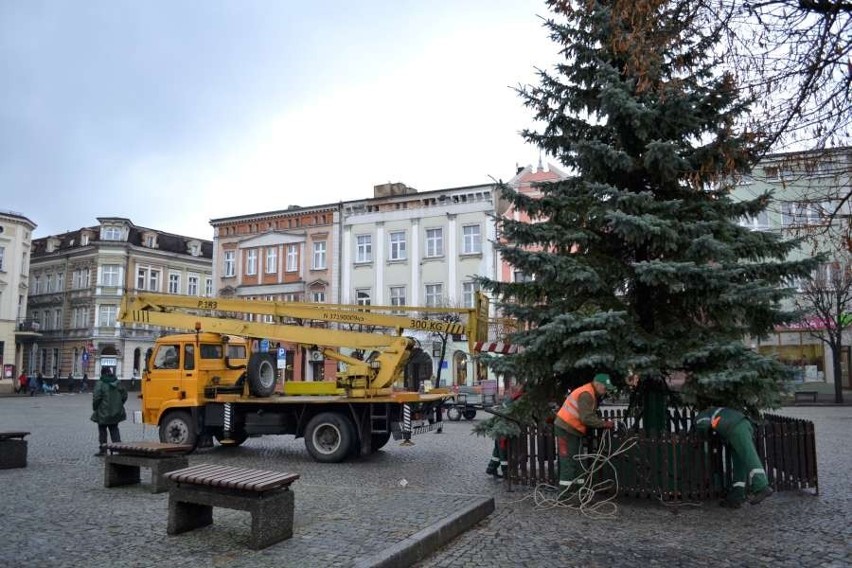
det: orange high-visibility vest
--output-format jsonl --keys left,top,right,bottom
{"left": 556, "top": 382, "right": 597, "bottom": 435}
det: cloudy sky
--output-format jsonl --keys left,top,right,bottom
{"left": 1, "top": 0, "right": 556, "bottom": 240}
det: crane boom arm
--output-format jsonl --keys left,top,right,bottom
{"left": 123, "top": 293, "right": 487, "bottom": 351}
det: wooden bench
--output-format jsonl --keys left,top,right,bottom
{"left": 794, "top": 390, "right": 819, "bottom": 403}
{"left": 164, "top": 464, "right": 300, "bottom": 550}
{"left": 104, "top": 442, "right": 192, "bottom": 493}
{"left": 0, "top": 431, "right": 30, "bottom": 469}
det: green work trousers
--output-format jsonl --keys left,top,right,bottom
{"left": 725, "top": 420, "right": 769, "bottom": 502}
{"left": 486, "top": 438, "right": 507, "bottom": 476}
{"left": 555, "top": 426, "right": 583, "bottom": 486}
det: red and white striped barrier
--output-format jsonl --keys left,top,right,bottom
{"left": 473, "top": 341, "right": 518, "bottom": 354}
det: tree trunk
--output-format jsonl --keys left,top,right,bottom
{"left": 832, "top": 342, "right": 845, "bottom": 404}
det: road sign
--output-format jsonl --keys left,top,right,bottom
{"left": 260, "top": 339, "right": 270, "bottom": 353}
{"left": 277, "top": 348, "right": 287, "bottom": 370}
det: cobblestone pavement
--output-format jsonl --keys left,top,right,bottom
{"left": 417, "top": 405, "right": 852, "bottom": 568}
{"left": 0, "top": 394, "right": 849, "bottom": 567}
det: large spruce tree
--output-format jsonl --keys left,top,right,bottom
{"left": 482, "top": 0, "right": 818, "bottom": 415}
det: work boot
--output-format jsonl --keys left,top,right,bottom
{"left": 748, "top": 487, "right": 773, "bottom": 505}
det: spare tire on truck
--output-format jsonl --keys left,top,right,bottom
{"left": 247, "top": 352, "right": 277, "bottom": 397}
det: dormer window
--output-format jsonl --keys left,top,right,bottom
{"left": 101, "top": 226, "right": 123, "bottom": 241}
{"left": 144, "top": 233, "right": 158, "bottom": 248}
{"left": 187, "top": 240, "right": 201, "bottom": 256}
{"left": 46, "top": 237, "right": 61, "bottom": 253}
{"left": 81, "top": 232, "right": 90, "bottom": 246}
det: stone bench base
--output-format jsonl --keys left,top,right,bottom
{"left": 105, "top": 454, "right": 189, "bottom": 493}
{"left": 0, "top": 439, "right": 27, "bottom": 469}
{"left": 794, "top": 391, "right": 819, "bottom": 403}
{"left": 167, "top": 484, "right": 295, "bottom": 550}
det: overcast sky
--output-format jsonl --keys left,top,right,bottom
{"left": 1, "top": 0, "right": 555, "bottom": 240}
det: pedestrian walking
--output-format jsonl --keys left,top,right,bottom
{"left": 29, "top": 372, "right": 42, "bottom": 396}
{"left": 91, "top": 367, "right": 127, "bottom": 456}
{"left": 553, "top": 373, "right": 615, "bottom": 492}
{"left": 695, "top": 406, "right": 773, "bottom": 508}
{"left": 15, "top": 372, "right": 28, "bottom": 394}
{"left": 79, "top": 373, "right": 89, "bottom": 393}
{"left": 67, "top": 372, "right": 74, "bottom": 393}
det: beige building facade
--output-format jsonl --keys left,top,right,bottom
{"left": 0, "top": 210, "right": 37, "bottom": 389}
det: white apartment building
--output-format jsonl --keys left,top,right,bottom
{"left": 341, "top": 182, "right": 509, "bottom": 388}
{"left": 0, "top": 210, "right": 37, "bottom": 390}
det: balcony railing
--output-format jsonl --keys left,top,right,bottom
{"left": 16, "top": 319, "right": 42, "bottom": 332}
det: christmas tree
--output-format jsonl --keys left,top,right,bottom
{"left": 482, "top": 0, "right": 818, "bottom": 417}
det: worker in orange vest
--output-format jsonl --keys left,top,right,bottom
{"left": 554, "top": 373, "right": 615, "bottom": 491}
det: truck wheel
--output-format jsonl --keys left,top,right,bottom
{"left": 247, "top": 353, "right": 276, "bottom": 397}
{"left": 463, "top": 407, "right": 477, "bottom": 420}
{"left": 159, "top": 411, "right": 197, "bottom": 447}
{"left": 304, "top": 412, "right": 354, "bottom": 463}
{"left": 370, "top": 431, "right": 391, "bottom": 453}
{"left": 446, "top": 406, "right": 462, "bottom": 421}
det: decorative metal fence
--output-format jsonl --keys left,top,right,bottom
{"left": 504, "top": 409, "right": 818, "bottom": 501}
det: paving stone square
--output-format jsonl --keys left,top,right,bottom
{"left": 0, "top": 393, "right": 849, "bottom": 567}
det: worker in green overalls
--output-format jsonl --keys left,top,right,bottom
{"left": 695, "top": 406, "right": 773, "bottom": 508}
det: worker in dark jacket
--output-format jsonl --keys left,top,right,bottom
{"left": 554, "top": 373, "right": 614, "bottom": 491}
{"left": 91, "top": 367, "right": 128, "bottom": 456}
{"left": 695, "top": 406, "right": 773, "bottom": 508}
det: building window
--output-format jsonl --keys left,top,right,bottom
{"left": 356, "top": 235, "right": 372, "bottom": 263}
{"left": 0, "top": 246, "right": 5, "bottom": 271}
{"left": 72, "top": 268, "right": 90, "bottom": 289}
{"left": 33, "top": 276, "right": 41, "bottom": 295}
{"left": 137, "top": 267, "right": 161, "bottom": 291}
{"left": 205, "top": 278, "right": 213, "bottom": 296}
{"left": 224, "top": 251, "right": 235, "bottom": 277}
{"left": 188, "top": 275, "right": 199, "bottom": 295}
{"left": 145, "top": 234, "right": 157, "bottom": 248}
{"left": 425, "top": 284, "right": 443, "bottom": 307}
{"left": 246, "top": 249, "right": 258, "bottom": 275}
{"left": 57, "top": 272, "right": 64, "bottom": 291}
{"left": 72, "top": 307, "right": 89, "bottom": 328}
{"left": 101, "top": 265, "right": 121, "bottom": 287}
{"left": 313, "top": 241, "right": 327, "bottom": 269}
{"left": 389, "top": 231, "right": 406, "bottom": 261}
{"left": 266, "top": 248, "right": 277, "bottom": 273}
{"left": 462, "top": 225, "right": 482, "bottom": 254}
{"left": 781, "top": 201, "right": 825, "bottom": 227}
{"left": 426, "top": 228, "right": 443, "bottom": 258}
{"left": 53, "top": 309, "right": 62, "bottom": 329}
{"left": 169, "top": 273, "right": 180, "bottom": 294}
{"left": 47, "top": 274, "right": 54, "bottom": 293}
{"left": 286, "top": 244, "right": 299, "bottom": 272}
{"left": 356, "top": 289, "right": 371, "bottom": 306}
{"left": 390, "top": 286, "right": 406, "bottom": 309}
{"left": 514, "top": 270, "right": 534, "bottom": 283}
{"left": 462, "top": 281, "right": 478, "bottom": 308}
{"left": 311, "top": 291, "right": 326, "bottom": 303}
{"left": 98, "top": 305, "right": 118, "bottom": 327}
{"left": 101, "top": 226, "right": 122, "bottom": 241}
{"left": 740, "top": 211, "right": 770, "bottom": 231}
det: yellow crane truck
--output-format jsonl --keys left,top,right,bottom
{"left": 118, "top": 293, "right": 489, "bottom": 462}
